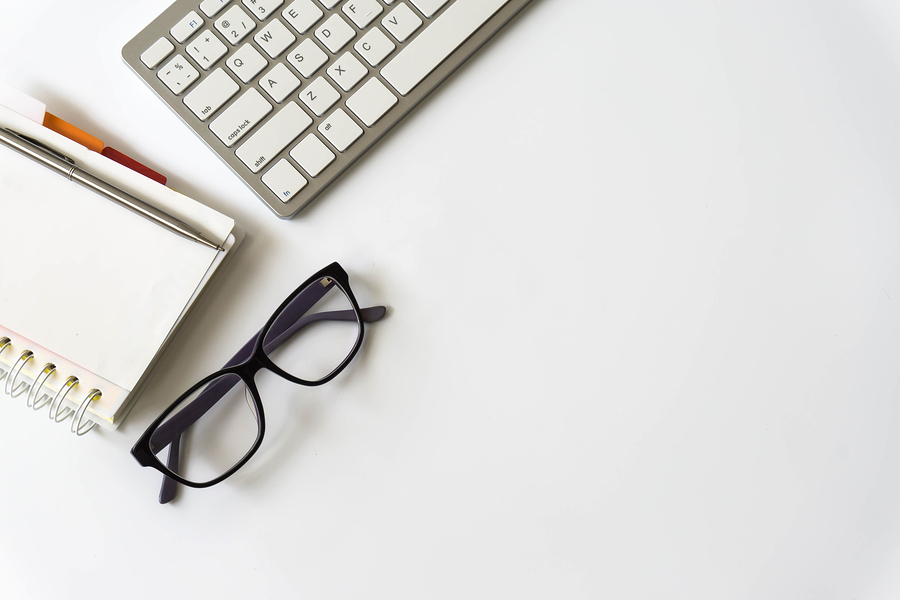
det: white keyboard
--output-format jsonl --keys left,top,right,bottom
{"left": 123, "top": 0, "right": 532, "bottom": 218}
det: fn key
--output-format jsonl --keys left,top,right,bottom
{"left": 262, "top": 159, "right": 307, "bottom": 202}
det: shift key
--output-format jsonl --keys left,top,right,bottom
{"left": 236, "top": 102, "right": 313, "bottom": 173}
{"left": 209, "top": 88, "right": 272, "bottom": 147}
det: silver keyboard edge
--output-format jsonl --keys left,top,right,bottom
{"left": 123, "top": 0, "right": 534, "bottom": 219}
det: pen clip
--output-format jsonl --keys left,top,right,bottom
{"left": 1, "top": 128, "right": 75, "bottom": 166}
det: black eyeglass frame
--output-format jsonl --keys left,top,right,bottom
{"left": 131, "top": 262, "right": 373, "bottom": 493}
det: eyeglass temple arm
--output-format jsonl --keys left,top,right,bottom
{"left": 154, "top": 304, "right": 386, "bottom": 503}
{"left": 159, "top": 433, "right": 181, "bottom": 504}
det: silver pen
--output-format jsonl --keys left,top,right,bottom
{"left": 0, "top": 127, "right": 223, "bottom": 251}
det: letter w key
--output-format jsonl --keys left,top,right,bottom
{"left": 254, "top": 19, "right": 296, "bottom": 59}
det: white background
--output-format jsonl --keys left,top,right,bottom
{"left": 2, "top": 0, "right": 900, "bottom": 598}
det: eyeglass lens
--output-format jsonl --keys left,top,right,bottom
{"left": 152, "top": 373, "right": 259, "bottom": 485}
{"left": 262, "top": 276, "right": 361, "bottom": 383}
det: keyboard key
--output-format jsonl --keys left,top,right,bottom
{"left": 282, "top": 0, "right": 323, "bottom": 34}
{"left": 342, "top": 0, "right": 383, "bottom": 29}
{"left": 290, "top": 133, "right": 335, "bottom": 176}
{"left": 382, "top": 3, "right": 422, "bottom": 43}
{"left": 242, "top": 0, "right": 284, "bottom": 20}
{"left": 346, "top": 77, "right": 397, "bottom": 126}
{"left": 236, "top": 101, "right": 312, "bottom": 172}
{"left": 183, "top": 68, "right": 240, "bottom": 120}
{"left": 318, "top": 108, "right": 362, "bottom": 152}
{"left": 209, "top": 87, "right": 273, "bottom": 146}
{"left": 286, "top": 38, "right": 328, "bottom": 78}
{"left": 140, "top": 38, "right": 174, "bottom": 69}
{"left": 354, "top": 27, "right": 395, "bottom": 67}
{"left": 226, "top": 42, "right": 269, "bottom": 82}
{"left": 318, "top": 0, "right": 340, "bottom": 8}
{"left": 326, "top": 52, "right": 368, "bottom": 92}
{"left": 171, "top": 11, "right": 204, "bottom": 43}
{"left": 409, "top": 0, "right": 449, "bottom": 18}
{"left": 216, "top": 5, "right": 257, "bottom": 45}
{"left": 157, "top": 54, "right": 200, "bottom": 94}
{"left": 315, "top": 14, "right": 356, "bottom": 53}
{"left": 262, "top": 158, "right": 307, "bottom": 202}
{"left": 382, "top": 0, "right": 509, "bottom": 96}
{"left": 186, "top": 29, "right": 229, "bottom": 70}
{"left": 259, "top": 63, "right": 302, "bottom": 102}
{"left": 299, "top": 76, "right": 340, "bottom": 116}
{"left": 254, "top": 18, "right": 296, "bottom": 58}
{"left": 200, "top": 0, "right": 231, "bottom": 18}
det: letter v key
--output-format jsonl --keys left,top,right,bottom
{"left": 382, "top": 4, "right": 422, "bottom": 42}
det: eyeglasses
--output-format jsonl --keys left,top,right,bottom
{"left": 131, "top": 262, "right": 386, "bottom": 504}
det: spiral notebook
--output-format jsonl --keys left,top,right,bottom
{"left": 0, "top": 102, "right": 240, "bottom": 435}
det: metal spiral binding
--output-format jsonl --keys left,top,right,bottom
{"left": 28, "top": 363, "right": 56, "bottom": 409}
{"left": 6, "top": 350, "right": 34, "bottom": 398}
{"left": 0, "top": 337, "right": 10, "bottom": 383}
{"left": 1, "top": 336, "right": 102, "bottom": 435}
{"left": 72, "top": 389, "right": 102, "bottom": 436}
{"left": 50, "top": 376, "right": 79, "bottom": 423}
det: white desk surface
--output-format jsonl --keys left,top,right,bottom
{"left": 2, "top": 1, "right": 900, "bottom": 597}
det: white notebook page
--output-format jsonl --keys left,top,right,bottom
{"left": 0, "top": 135, "right": 219, "bottom": 392}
